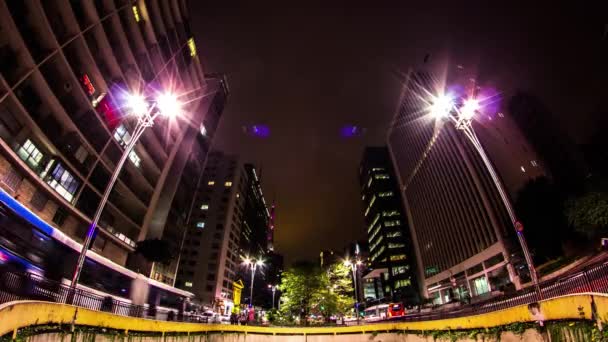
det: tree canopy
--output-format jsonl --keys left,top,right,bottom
{"left": 278, "top": 261, "right": 354, "bottom": 324}
{"left": 566, "top": 192, "right": 608, "bottom": 237}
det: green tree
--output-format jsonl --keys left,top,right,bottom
{"left": 278, "top": 262, "right": 354, "bottom": 325}
{"left": 278, "top": 262, "right": 323, "bottom": 325}
{"left": 566, "top": 192, "right": 608, "bottom": 237}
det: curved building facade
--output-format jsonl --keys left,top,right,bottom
{"left": 387, "top": 69, "right": 519, "bottom": 304}
{"left": 0, "top": 0, "right": 212, "bottom": 282}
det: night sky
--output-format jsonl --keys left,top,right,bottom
{"left": 190, "top": 3, "right": 607, "bottom": 264}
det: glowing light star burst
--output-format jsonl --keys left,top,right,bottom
{"left": 156, "top": 93, "right": 181, "bottom": 117}
{"left": 127, "top": 94, "right": 148, "bottom": 117}
{"left": 460, "top": 99, "right": 480, "bottom": 120}
{"left": 430, "top": 94, "right": 453, "bottom": 119}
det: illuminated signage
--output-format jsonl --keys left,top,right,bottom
{"left": 80, "top": 74, "right": 95, "bottom": 96}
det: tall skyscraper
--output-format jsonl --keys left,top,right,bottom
{"left": 387, "top": 67, "right": 521, "bottom": 304}
{"left": 175, "top": 151, "right": 246, "bottom": 313}
{"left": 150, "top": 75, "right": 229, "bottom": 285}
{"left": 0, "top": 0, "right": 211, "bottom": 285}
{"left": 359, "top": 147, "right": 419, "bottom": 305}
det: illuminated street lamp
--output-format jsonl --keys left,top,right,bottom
{"left": 268, "top": 284, "right": 277, "bottom": 309}
{"left": 70, "top": 91, "right": 182, "bottom": 292}
{"left": 243, "top": 257, "right": 265, "bottom": 306}
{"left": 429, "top": 93, "right": 539, "bottom": 292}
{"left": 344, "top": 259, "right": 363, "bottom": 323}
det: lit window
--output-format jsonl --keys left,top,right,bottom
{"left": 368, "top": 213, "right": 380, "bottom": 233}
{"left": 374, "top": 174, "right": 389, "bottom": 180}
{"left": 17, "top": 139, "right": 44, "bottom": 169}
{"left": 47, "top": 163, "right": 80, "bottom": 203}
{"left": 113, "top": 124, "right": 132, "bottom": 148}
{"left": 201, "top": 204, "right": 209, "bottom": 210}
{"left": 225, "top": 181, "right": 232, "bottom": 187}
{"left": 200, "top": 123, "right": 207, "bottom": 136}
{"left": 208, "top": 181, "right": 215, "bottom": 186}
{"left": 378, "top": 191, "right": 394, "bottom": 198}
{"left": 497, "top": 112, "right": 504, "bottom": 118}
{"left": 531, "top": 160, "right": 539, "bottom": 167}
{"left": 388, "top": 242, "right": 405, "bottom": 249}
{"left": 184, "top": 281, "right": 193, "bottom": 287}
{"left": 386, "top": 231, "right": 402, "bottom": 238}
{"left": 384, "top": 220, "right": 401, "bottom": 227}
{"left": 395, "top": 279, "right": 411, "bottom": 289}
{"left": 367, "top": 176, "right": 373, "bottom": 187}
{"left": 236, "top": 193, "right": 240, "bottom": 198}
{"left": 197, "top": 222, "right": 205, "bottom": 229}
{"left": 187, "top": 37, "right": 196, "bottom": 57}
{"left": 382, "top": 210, "right": 399, "bottom": 217}
{"left": 520, "top": 166, "right": 526, "bottom": 173}
{"left": 128, "top": 150, "right": 141, "bottom": 167}
{"left": 390, "top": 254, "right": 406, "bottom": 261}
{"left": 132, "top": 6, "right": 140, "bottom": 22}
{"left": 74, "top": 146, "right": 88, "bottom": 163}
{"left": 392, "top": 266, "right": 408, "bottom": 276}
{"left": 372, "top": 168, "right": 385, "bottom": 172}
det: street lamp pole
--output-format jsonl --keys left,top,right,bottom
{"left": 344, "top": 260, "right": 362, "bottom": 323}
{"left": 432, "top": 96, "right": 539, "bottom": 292}
{"left": 244, "top": 258, "right": 264, "bottom": 307}
{"left": 70, "top": 93, "right": 180, "bottom": 292}
{"left": 268, "top": 284, "right": 276, "bottom": 309}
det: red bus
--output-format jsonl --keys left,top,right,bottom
{"left": 387, "top": 302, "right": 405, "bottom": 317}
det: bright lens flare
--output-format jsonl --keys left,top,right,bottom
{"left": 127, "top": 94, "right": 148, "bottom": 117}
{"left": 430, "top": 95, "right": 453, "bottom": 119}
{"left": 344, "top": 259, "right": 352, "bottom": 267}
{"left": 461, "top": 99, "right": 480, "bottom": 120}
{"left": 256, "top": 259, "right": 264, "bottom": 266}
{"left": 156, "top": 93, "right": 181, "bottom": 117}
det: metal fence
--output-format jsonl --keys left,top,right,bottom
{"left": 386, "top": 259, "right": 608, "bottom": 322}
{"left": 0, "top": 270, "right": 202, "bottom": 322}
{"left": 1, "top": 259, "right": 608, "bottom": 324}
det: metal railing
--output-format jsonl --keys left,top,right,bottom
{"left": 0, "top": 270, "right": 203, "bottom": 322}
{"left": 384, "top": 259, "right": 608, "bottom": 322}
{"left": 1, "top": 258, "right": 607, "bottom": 325}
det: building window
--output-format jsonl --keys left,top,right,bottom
{"left": 386, "top": 231, "right": 402, "bottom": 238}
{"left": 2, "top": 167, "right": 22, "bottom": 192}
{"left": 390, "top": 254, "right": 406, "bottom": 261}
{"left": 201, "top": 204, "right": 209, "bottom": 210}
{"left": 184, "top": 281, "right": 193, "bottom": 288}
{"left": 74, "top": 145, "right": 88, "bottom": 164}
{"left": 187, "top": 37, "right": 196, "bottom": 57}
{"left": 371, "top": 168, "right": 385, "bottom": 172}
{"left": 388, "top": 242, "right": 405, "bottom": 249}
{"left": 52, "top": 207, "right": 68, "bottom": 226}
{"left": 531, "top": 160, "right": 539, "bottom": 167}
{"left": 394, "top": 278, "right": 411, "bottom": 289}
{"left": 196, "top": 222, "right": 205, "bottom": 229}
{"left": 200, "top": 123, "right": 206, "bottom": 136}
{"left": 47, "top": 163, "right": 80, "bottom": 202}
{"left": 374, "top": 174, "right": 390, "bottom": 180}
{"left": 384, "top": 220, "right": 402, "bottom": 227}
{"left": 208, "top": 181, "right": 215, "bottom": 186}
{"left": 382, "top": 210, "right": 399, "bottom": 217}
{"left": 392, "top": 266, "right": 408, "bottom": 276}
{"left": 132, "top": 5, "right": 140, "bottom": 22}
{"left": 225, "top": 181, "right": 232, "bottom": 187}
{"left": 378, "top": 191, "right": 394, "bottom": 198}
{"left": 520, "top": 166, "right": 526, "bottom": 173}
{"left": 113, "top": 124, "right": 132, "bottom": 148}
{"left": 128, "top": 150, "right": 141, "bottom": 167}
{"left": 17, "top": 139, "right": 44, "bottom": 169}
{"left": 29, "top": 189, "right": 48, "bottom": 211}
